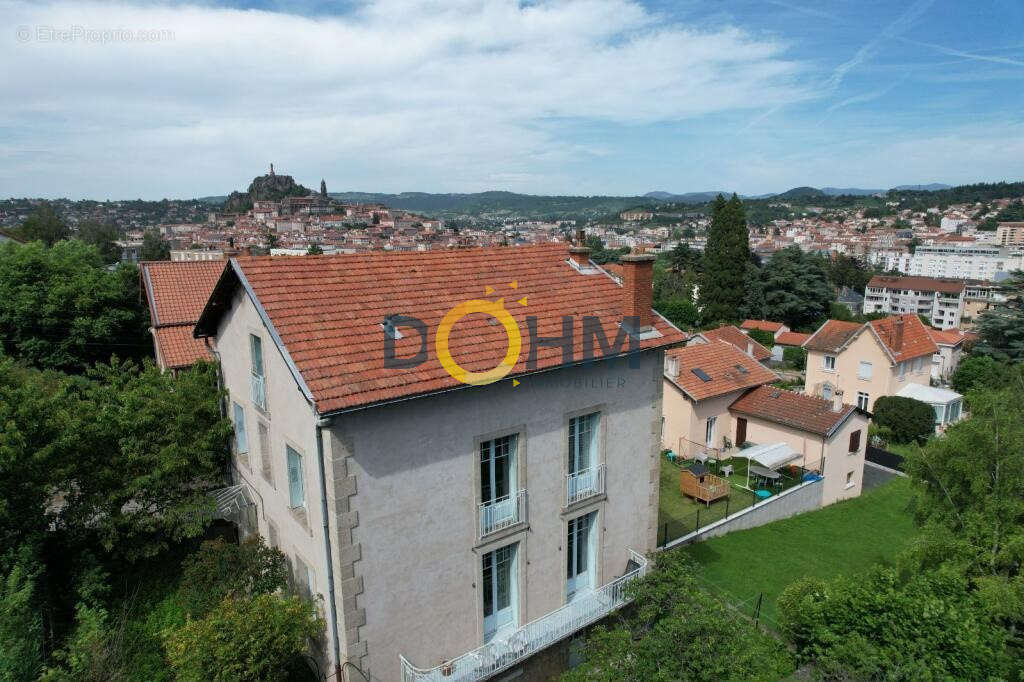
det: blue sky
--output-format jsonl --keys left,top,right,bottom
{"left": 1, "top": 0, "right": 1023, "bottom": 199}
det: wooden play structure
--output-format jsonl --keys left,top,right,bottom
{"left": 679, "top": 462, "right": 730, "bottom": 505}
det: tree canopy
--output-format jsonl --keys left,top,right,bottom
{"left": 141, "top": 229, "right": 171, "bottom": 261}
{"left": 744, "top": 246, "right": 833, "bottom": 330}
{"left": 871, "top": 395, "right": 935, "bottom": 444}
{"left": 699, "top": 194, "right": 750, "bottom": 323}
{"left": 13, "top": 203, "right": 71, "bottom": 245}
{"left": 974, "top": 272, "right": 1024, "bottom": 362}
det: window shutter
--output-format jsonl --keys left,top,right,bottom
{"left": 849, "top": 429, "right": 861, "bottom": 453}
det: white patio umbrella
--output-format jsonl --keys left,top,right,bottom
{"left": 740, "top": 442, "right": 802, "bottom": 490}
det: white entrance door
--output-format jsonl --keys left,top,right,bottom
{"left": 566, "top": 511, "right": 596, "bottom": 601}
{"left": 483, "top": 543, "right": 517, "bottom": 641}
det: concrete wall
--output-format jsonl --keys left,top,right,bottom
{"left": 325, "top": 352, "right": 664, "bottom": 681}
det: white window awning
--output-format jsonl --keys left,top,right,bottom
{"left": 741, "top": 442, "right": 802, "bottom": 469}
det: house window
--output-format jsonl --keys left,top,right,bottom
{"left": 848, "top": 429, "right": 861, "bottom": 453}
{"left": 824, "top": 355, "right": 836, "bottom": 371}
{"left": 483, "top": 543, "right": 517, "bottom": 641}
{"left": 286, "top": 445, "right": 304, "bottom": 509}
{"left": 856, "top": 391, "right": 869, "bottom": 411}
{"left": 568, "top": 413, "right": 599, "bottom": 476}
{"left": 857, "top": 361, "right": 872, "bottom": 380}
{"left": 293, "top": 555, "right": 314, "bottom": 599}
{"left": 947, "top": 400, "right": 962, "bottom": 423}
{"left": 567, "top": 511, "right": 597, "bottom": 601}
{"left": 250, "top": 334, "right": 266, "bottom": 409}
{"left": 914, "top": 357, "right": 924, "bottom": 373}
{"left": 480, "top": 435, "right": 519, "bottom": 535}
{"left": 258, "top": 422, "right": 273, "bottom": 485}
{"left": 897, "top": 361, "right": 906, "bottom": 380}
{"left": 933, "top": 404, "right": 945, "bottom": 424}
{"left": 846, "top": 471, "right": 855, "bottom": 488}
{"left": 232, "top": 402, "right": 248, "bottom": 454}
{"left": 822, "top": 383, "right": 833, "bottom": 401}
{"left": 705, "top": 416, "right": 717, "bottom": 448}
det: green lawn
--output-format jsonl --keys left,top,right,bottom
{"left": 657, "top": 456, "right": 810, "bottom": 545}
{"left": 681, "top": 475, "right": 917, "bottom": 628}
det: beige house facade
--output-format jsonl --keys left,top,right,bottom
{"left": 195, "top": 244, "right": 685, "bottom": 681}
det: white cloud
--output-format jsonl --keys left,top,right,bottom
{"left": 0, "top": 0, "right": 808, "bottom": 197}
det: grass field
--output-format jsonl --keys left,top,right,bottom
{"left": 680, "top": 475, "right": 918, "bottom": 628}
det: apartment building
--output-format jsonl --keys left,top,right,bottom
{"left": 802, "top": 314, "right": 937, "bottom": 412}
{"left": 908, "top": 244, "right": 1024, "bottom": 281}
{"left": 862, "top": 275, "right": 966, "bottom": 330}
{"left": 996, "top": 222, "right": 1024, "bottom": 247}
{"left": 193, "top": 244, "right": 685, "bottom": 681}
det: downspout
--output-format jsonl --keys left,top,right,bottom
{"left": 314, "top": 417, "right": 343, "bottom": 681}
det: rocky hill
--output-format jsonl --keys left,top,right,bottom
{"left": 221, "top": 172, "right": 311, "bottom": 212}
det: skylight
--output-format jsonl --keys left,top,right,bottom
{"left": 691, "top": 368, "right": 712, "bottom": 382}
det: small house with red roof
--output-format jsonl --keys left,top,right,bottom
{"left": 140, "top": 260, "right": 223, "bottom": 371}
{"left": 802, "top": 314, "right": 938, "bottom": 411}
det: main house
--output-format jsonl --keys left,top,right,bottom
{"left": 802, "top": 314, "right": 938, "bottom": 412}
{"left": 192, "top": 243, "right": 686, "bottom": 681}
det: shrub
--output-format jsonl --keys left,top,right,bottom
{"left": 178, "top": 538, "right": 289, "bottom": 618}
{"left": 871, "top": 395, "right": 934, "bottom": 443}
{"left": 951, "top": 354, "right": 1008, "bottom": 395}
{"left": 747, "top": 328, "right": 774, "bottom": 348}
{"left": 782, "top": 346, "right": 806, "bottom": 370}
{"left": 163, "top": 594, "right": 324, "bottom": 682}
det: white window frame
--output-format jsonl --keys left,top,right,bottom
{"left": 250, "top": 333, "right": 267, "bottom": 410}
{"left": 566, "top": 511, "right": 597, "bottom": 602}
{"left": 482, "top": 543, "right": 518, "bottom": 641}
{"left": 705, "top": 416, "right": 717, "bottom": 448}
{"left": 857, "top": 361, "right": 872, "bottom": 380}
{"left": 856, "top": 391, "right": 869, "bottom": 411}
{"left": 824, "top": 355, "right": 836, "bottom": 371}
{"left": 232, "top": 401, "right": 248, "bottom": 454}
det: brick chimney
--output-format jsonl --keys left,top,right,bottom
{"left": 894, "top": 317, "right": 905, "bottom": 351}
{"left": 569, "top": 228, "right": 590, "bottom": 266}
{"left": 832, "top": 388, "right": 844, "bottom": 413}
{"left": 621, "top": 252, "right": 655, "bottom": 333}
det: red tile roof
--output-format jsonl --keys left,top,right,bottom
{"left": 867, "top": 275, "right": 965, "bottom": 295}
{"left": 740, "top": 319, "right": 785, "bottom": 333}
{"left": 802, "top": 319, "right": 863, "bottom": 353}
{"left": 926, "top": 326, "right": 977, "bottom": 347}
{"left": 141, "top": 261, "right": 223, "bottom": 369}
{"left": 701, "top": 325, "right": 772, "bottom": 362}
{"left": 729, "top": 385, "right": 858, "bottom": 438}
{"left": 196, "top": 244, "right": 686, "bottom": 414}
{"left": 869, "top": 314, "right": 938, "bottom": 361}
{"left": 664, "top": 340, "right": 777, "bottom": 401}
{"left": 775, "top": 331, "right": 811, "bottom": 347}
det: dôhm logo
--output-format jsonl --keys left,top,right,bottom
{"left": 383, "top": 282, "right": 645, "bottom": 386}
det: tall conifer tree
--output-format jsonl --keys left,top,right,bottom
{"left": 699, "top": 193, "right": 750, "bottom": 323}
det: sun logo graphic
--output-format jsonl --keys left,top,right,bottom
{"left": 436, "top": 281, "right": 527, "bottom": 386}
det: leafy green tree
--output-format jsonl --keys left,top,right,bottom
{"left": 782, "top": 346, "right": 806, "bottom": 370}
{"left": 163, "top": 594, "right": 324, "bottom": 682}
{"left": 699, "top": 194, "right": 750, "bottom": 323}
{"left": 778, "top": 567, "right": 1009, "bottom": 680}
{"left": 667, "top": 242, "right": 702, "bottom": 273}
{"left": 40, "top": 603, "right": 127, "bottom": 682}
{"left": 871, "top": 395, "right": 935, "bottom": 444}
{"left": 746, "top": 328, "right": 774, "bottom": 348}
{"left": 653, "top": 297, "right": 699, "bottom": 330}
{"left": 140, "top": 229, "right": 170, "bottom": 261}
{"left": 14, "top": 203, "right": 70, "bottom": 245}
{"left": 974, "top": 272, "right": 1024, "bottom": 362}
{"left": 60, "top": 359, "right": 233, "bottom": 560}
{"left": 752, "top": 246, "right": 833, "bottom": 330}
{"left": 77, "top": 221, "right": 123, "bottom": 264}
{"left": 563, "top": 552, "right": 793, "bottom": 682}
{"left": 0, "top": 551, "right": 44, "bottom": 682}
{"left": 0, "top": 241, "right": 149, "bottom": 372}
{"left": 178, "top": 538, "right": 289, "bottom": 618}
{"left": 828, "top": 301, "right": 854, "bottom": 321}
{"left": 826, "top": 254, "right": 872, "bottom": 291}
{"left": 305, "top": 243, "right": 323, "bottom": 255}
{"left": 951, "top": 354, "right": 1017, "bottom": 394}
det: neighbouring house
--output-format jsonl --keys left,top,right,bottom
{"left": 863, "top": 275, "right": 966, "bottom": 330}
{"left": 802, "top": 314, "right": 938, "bottom": 412}
{"left": 140, "top": 260, "right": 223, "bottom": 371}
{"left": 835, "top": 286, "right": 865, "bottom": 314}
{"left": 689, "top": 324, "right": 772, "bottom": 363}
{"left": 740, "top": 319, "right": 790, "bottom": 362}
{"left": 774, "top": 330, "right": 811, "bottom": 360}
{"left": 192, "top": 243, "right": 686, "bottom": 681}
{"left": 662, "top": 340, "right": 778, "bottom": 458}
{"left": 925, "top": 326, "right": 976, "bottom": 382}
{"left": 729, "top": 386, "right": 868, "bottom": 505}
{"left": 895, "top": 383, "right": 965, "bottom": 432}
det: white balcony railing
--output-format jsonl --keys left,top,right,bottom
{"left": 478, "top": 490, "right": 526, "bottom": 538}
{"left": 250, "top": 373, "right": 266, "bottom": 409}
{"left": 565, "top": 464, "right": 605, "bottom": 506}
{"left": 399, "top": 550, "right": 649, "bottom": 682}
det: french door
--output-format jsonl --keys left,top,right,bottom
{"left": 566, "top": 511, "right": 596, "bottom": 601}
{"left": 482, "top": 543, "right": 517, "bottom": 641}
{"left": 480, "top": 435, "right": 517, "bottom": 533}
{"left": 568, "top": 413, "right": 599, "bottom": 500}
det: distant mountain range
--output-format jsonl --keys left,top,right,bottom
{"left": 645, "top": 183, "right": 951, "bottom": 201}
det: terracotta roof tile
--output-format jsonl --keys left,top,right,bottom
{"left": 141, "top": 261, "right": 223, "bottom": 370}
{"left": 730, "top": 385, "right": 857, "bottom": 437}
{"left": 802, "top": 319, "right": 862, "bottom": 353}
{"left": 867, "top": 275, "right": 966, "bottom": 295}
{"left": 926, "top": 326, "right": 977, "bottom": 347}
{"left": 154, "top": 325, "right": 213, "bottom": 368}
{"left": 776, "top": 331, "right": 811, "bottom": 347}
{"left": 740, "top": 319, "right": 785, "bottom": 333}
{"left": 869, "top": 314, "right": 939, "bottom": 361}
{"left": 200, "top": 244, "right": 686, "bottom": 413}
{"left": 701, "top": 325, "right": 772, "bottom": 362}
{"left": 664, "top": 340, "right": 777, "bottom": 401}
